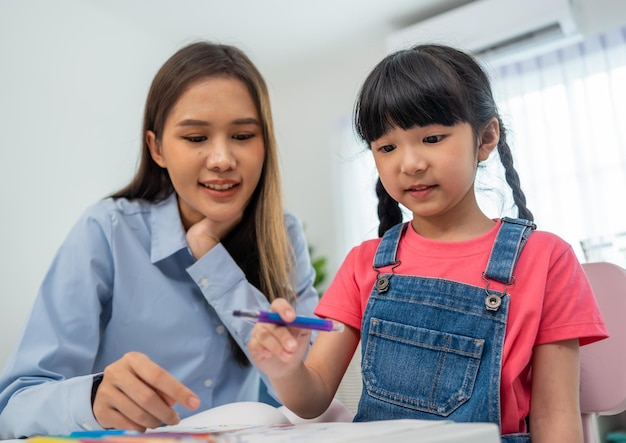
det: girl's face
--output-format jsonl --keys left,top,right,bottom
{"left": 147, "top": 77, "right": 265, "bottom": 230}
{"left": 371, "top": 121, "right": 497, "bottom": 228}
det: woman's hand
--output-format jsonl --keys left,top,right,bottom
{"left": 248, "top": 298, "right": 312, "bottom": 379}
{"left": 186, "top": 215, "right": 241, "bottom": 259}
{"left": 92, "top": 352, "right": 200, "bottom": 431}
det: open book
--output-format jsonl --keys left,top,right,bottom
{"left": 153, "top": 399, "right": 354, "bottom": 431}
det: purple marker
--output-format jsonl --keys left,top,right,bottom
{"left": 233, "top": 309, "right": 344, "bottom": 332}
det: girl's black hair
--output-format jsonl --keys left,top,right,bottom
{"left": 354, "top": 44, "right": 533, "bottom": 237}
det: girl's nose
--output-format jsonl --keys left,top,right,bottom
{"left": 400, "top": 148, "right": 427, "bottom": 175}
{"left": 206, "top": 140, "right": 236, "bottom": 171}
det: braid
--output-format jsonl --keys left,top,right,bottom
{"left": 376, "top": 178, "right": 402, "bottom": 237}
{"left": 497, "top": 121, "right": 534, "bottom": 221}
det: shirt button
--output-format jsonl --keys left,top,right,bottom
{"left": 216, "top": 325, "right": 225, "bottom": 334}
{"left": 199, "top": 278, "right": 209, "bottom": 289}
{"left": 204, "top": 378, "right": 213, "bottom": 388}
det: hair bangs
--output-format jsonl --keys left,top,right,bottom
{"left": 355, "top": 49, "right": 471, "bottom": 144}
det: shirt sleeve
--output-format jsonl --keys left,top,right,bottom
{"left": 0, "top": 210, "right": 113, "bottom": 438}
{"left": 314, "top": 246, "right": 365, "bottom": 331}
{"left": 536, "top": 244, "right": 608, "bottom": 346}
{"left": 185, "top": 212, "right": 319, "bottom": 396}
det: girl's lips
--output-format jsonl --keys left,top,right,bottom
{"left": 407, "top": 184, "right": 434, "bottom": 192}
{"left": 406, "top": 184, "right": 436, "bottom": 199}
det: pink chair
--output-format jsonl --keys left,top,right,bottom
{"left": 580, "top": 262, "right": 626, "bottom": 443}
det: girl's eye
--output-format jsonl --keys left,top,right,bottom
{"left": 378, "top": 144, "right": 396, "bottom": 153}
{"left": 183, "top": 135, "right": 207, "bottom": 143}
{"left": 233, "top": 133, "right": 255, "bottom": 141}
{"left": 424, "top": 135, "right": 443, "bottom": 144}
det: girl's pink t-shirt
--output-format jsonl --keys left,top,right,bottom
{"left": 315, "top": 219, "right": 608, "bottom": 434}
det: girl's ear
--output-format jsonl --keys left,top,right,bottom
{"left": 477, "top": 118, "right": 500, "bottom": 162}
{"left": 146, "top": 131, "right": 166, "bottom": 168}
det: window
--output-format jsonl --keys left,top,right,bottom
{"left": 489, "top": 26, "right": 626, "bottom": 266}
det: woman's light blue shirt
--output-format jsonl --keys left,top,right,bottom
{"left": 0, "top": 193, "right": 319, "bottom": 438}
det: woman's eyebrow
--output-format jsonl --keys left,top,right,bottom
{"left": 232, "top": 118, "right": 261, "bottom": 126}
{"left": 176, "top": 118, "right": 260, "bottom": 127}
{"left": 177, "top": 119, "right": 209, "bottom": 127}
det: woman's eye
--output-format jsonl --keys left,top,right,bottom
{"left": 379, "top": 144, "right": 396, "bottom": 153}
{"left": 424, "top": 135, "right": 443, "bottom": 144}
{"left": 233, "top": 133, "right": 255, "bottom": 141}
{"left": 183, "top": 135, "right": 207, "bottom": 143}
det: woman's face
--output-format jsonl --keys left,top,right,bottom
{"left": 147, "top": 77, "right": 265, "bottom": 230}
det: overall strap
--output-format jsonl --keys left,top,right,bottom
{"left": 484, "top": 217, "right": 536, "bottom": 284}
{"left": 373, "top": 223, "right": 406, "bottom": 268}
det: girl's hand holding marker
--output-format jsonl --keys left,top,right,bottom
{"left": 233, "top": 309, "right": 344, "bottom": 332}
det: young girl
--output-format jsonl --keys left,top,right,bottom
{"left": 0, "top": 42, "right": 319, "bottom": 438}
{"left": 248, "top": 44, "right": 608, "bottom": 443}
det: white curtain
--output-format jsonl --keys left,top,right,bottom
{"left": 487, "top": 25, "right": 626, "bottom": 266}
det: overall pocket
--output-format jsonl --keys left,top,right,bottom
{"left": 362, "top": 317, "right": 484, "bottom": 416}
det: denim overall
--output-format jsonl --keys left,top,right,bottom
{"left": 355, "top": 217, "right": 536, "bottom": 443}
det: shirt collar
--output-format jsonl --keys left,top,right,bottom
{"left": 150, "top": 193, "right": 189, "bottom": 263}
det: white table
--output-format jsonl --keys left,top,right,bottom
{"left": 215, "top": 419, "right": 500, "bottom": 442}
{"left": 2, "top": 420, "right": 501, "bottom": 443}
{"left": 2, "top": 404, "right": 502, "bottom": 443}
{"left": 202, "top": 419, "right": 502, "bottom": 442}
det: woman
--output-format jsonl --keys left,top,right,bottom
{"left": 0, "top": 41, "right": 319, "bottom": 438}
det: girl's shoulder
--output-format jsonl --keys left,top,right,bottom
{"left": 343, "top": 237, "right": 384, "bottom": 266}
{"left": 517, "top": 227, "right": 583, "bottom": 277}
{"left": 525, "top": 227, "right": 573, "bottom": 256}
{"left": 494, "top": 218, "right": 574, "bottom": 259}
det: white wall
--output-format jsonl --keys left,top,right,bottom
{"left": 0, "top": 0, "right": 170, "bottom": 367}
